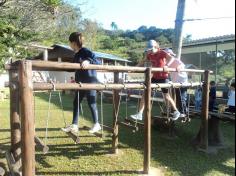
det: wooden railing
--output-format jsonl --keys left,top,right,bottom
{"left": 5, "top": 60, "right": 212, "bottom": 176}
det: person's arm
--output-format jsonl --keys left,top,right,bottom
{"left": 80, "top": 49, "right": 101, "bottom": 68}
{"left": 84, "top": 50, "right": 101, "bottom": 65}
{"left": 166, "top": 56, "right": 175, "bottom": 67}
{"left": 163, "top": 52, "right": 173, "bottom": 72}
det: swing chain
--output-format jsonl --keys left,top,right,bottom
{"left": 140, "top": 83, "right": 147, "bottom": 89}
{"left": 49, "top": 79, "right": 56, "bottom": 91}
{"left": 78, "top": 82, "right": 83, "bottom": 87}
{"left": 123, "top": 83, "right": 127, "bottom": 90}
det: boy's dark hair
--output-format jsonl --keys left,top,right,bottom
{"left": 230, "top": 82, "right": 235, "bottom": 88}
{"left": 69, "top": 32, "right": 83, "bottom": 48}
{"left": 210, "top": 81, "right": 216, "bottom": 86}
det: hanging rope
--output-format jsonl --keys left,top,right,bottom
{"left": 58, "top": 90, "right": 67, "bottom": 127}
{"left": 44, "top": 79, "right": 67, "bottom": 146}
{"left": 44, "top": 91, "right": 52, "bottom": 146}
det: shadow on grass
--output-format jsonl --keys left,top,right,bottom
{"left": 0, "top": 129, "right": 10, "bottom": 133}
{"left": 34, "top": 92, "right": 235, "bottom": 176}
{"left": 37, "top": 170, "right": 143, "bottom": 176}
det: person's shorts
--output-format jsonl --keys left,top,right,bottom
{"left": 152, "top": 78, "right": 169, "bottom": 93}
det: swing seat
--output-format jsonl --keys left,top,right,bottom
{"left": 34, "top": 136, "right": 49, "bottom": 154}
{"left": 118, "top": 121, "right": 139, "bottom": 132}
{"left": 66, "top": 131, "right": 80, "bottom": 144}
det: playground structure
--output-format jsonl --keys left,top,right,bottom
{"left": 5, "top": 60, "right": 212, "bottom": 176}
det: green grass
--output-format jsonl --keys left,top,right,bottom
{"left": 0, "top": 92, "right": 235, "bottom": 176}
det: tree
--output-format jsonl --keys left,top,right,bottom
{"left": 82, "top": 19, "right": 101, "bottom": 49}
{"left": 0, "top": 0, "right": 6, "bottom": 6}
{"left": 0, "top": 0, "right": 70, "bottom": 71}
{"left": 137, "top": 25, "right": 147, "bottom": 33}
{"left": 156, "top": 35, "right": 169, "bottom": 46}
{"left": 101, "top": 37, "right": 116, "bottom": 50}
{"left": 183, "top": 34, "right": 192, "bottom": 42}
{"left": 134, "top": 33, "right": 145, "bottom": 42}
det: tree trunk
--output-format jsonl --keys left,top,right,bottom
{"left": 192, "top": 116, "right": 224, "bottom": 147}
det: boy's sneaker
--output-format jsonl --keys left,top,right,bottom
{"left": 130, "top": 113, "right": 143, "bottom": 121}
{"left": 180, "top": 114, "right": 186, "bottom": 118}
{"left": 89, "top": 123, "right": 101, "bottom": 134}
{"left": 172, "top": 111, "right": 180, "bottom": 121}
{"left": 61, "top": 124, "right": 78, "bottom": 133}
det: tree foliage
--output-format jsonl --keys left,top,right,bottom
{"left": 1, "top": 1, "right": 233, "bottom": 79}
{"left": 0, "top": 0, "right": 100, "bottom": 72}
{"left": 0, "top": 0, "right": 63, "bottom": 71}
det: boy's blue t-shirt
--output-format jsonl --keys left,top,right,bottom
{"left": 209, "top": 86, "right": 216, "bottom": 111}
{"left": 73, "top": 47, "right": 101, "bottom": 83}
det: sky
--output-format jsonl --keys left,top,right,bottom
{"left": 71, "top": 0, "right": 235, "bottom": 40}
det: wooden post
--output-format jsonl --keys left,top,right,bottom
{"left": 143, "top": 67, "right": 152, "bottom": 174}
{"left": 200, "top": 70, "right": 210, "bottom": 150}
{"left": 5, "top": 150, "right": 21, "bottom": 176}
{"left": 19, "top": 60, "right": 35, "bottom": 176}
{"left": 9, "top": 70, "right": 21, "bottom": 168}
{"left": 112, "top": 72, "right": 120, "bottom": 154}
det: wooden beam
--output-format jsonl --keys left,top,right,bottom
{"left": 189, "top": 109, "right": 235, "bottom": 121}
{"left": 5, "top": 60, "right": 209, "bottom": 73}
{"left": 33, "top": 82, "right": 203, "bottom": 91}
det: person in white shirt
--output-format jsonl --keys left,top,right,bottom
{"left": 164, "top": 48, "right": 188, "bottom": 117}
{"left": 226, "top": 82, "right": 235, "bottom": 113}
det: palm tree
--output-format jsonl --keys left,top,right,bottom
{"left": 111, "top": 21, "right": 118, "bottom": 30}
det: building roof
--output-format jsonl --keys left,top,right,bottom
{"left": 30, "top": 44, "right": 131, "bottom": 63}
{"left": 183, "top": 34, "right": 235, "bottom": 47}
{"left": 162, "top": 34, "right": 235, "bottom": 54}
{"left": 181, "top": 34, "right": 235, "bottom": 54}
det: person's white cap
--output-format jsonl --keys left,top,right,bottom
{"left": 145, "top": 40, "right": 158, "bottom": 52}
{"left": 164, "top": 48, "right": 176, "bottom": 57}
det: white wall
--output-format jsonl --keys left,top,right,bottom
{"left": 48, "top": 71, "right": 126, "bottom": 83}
{"left": 0, "top": 73, "right": 9, "bottom": 88}
{"left": 49, "top": 71, "right": 74, "bottom": 83}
